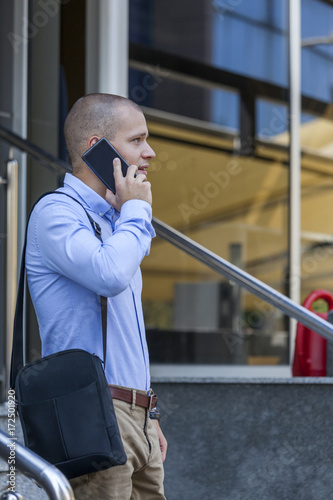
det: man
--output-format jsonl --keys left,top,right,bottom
{"left": 25, "top": 93, "right": 167, "bottom": 499}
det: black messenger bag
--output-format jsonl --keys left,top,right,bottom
{"left": 10, "top": 192, "right": 127, "bottom": 479}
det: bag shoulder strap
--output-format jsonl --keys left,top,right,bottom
{"left": 10, "top": 191, "right": 108, "bottom": 389}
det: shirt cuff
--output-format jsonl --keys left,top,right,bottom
{"left": 117, "top": 200, "right": 156, "bottom": 235}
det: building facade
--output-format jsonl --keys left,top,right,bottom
{"left": 1, "top": 0, "right": 333, "bottom": 401}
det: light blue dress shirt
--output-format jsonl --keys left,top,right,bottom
{"left": 25, "top": 173, "right": 155, "bottom": 391}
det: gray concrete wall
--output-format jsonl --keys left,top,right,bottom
{"left": 1, "top": 379, "right": 333, "bottom": 499}
{"left": 154, "top": 379, "right": 333, "bottom": 500}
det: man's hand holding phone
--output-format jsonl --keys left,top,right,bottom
{"left": 105, "top": 158, "right": 152, "bottom": 211}
{"left": 81, "top": 137, "right": 152, "bottom": 211}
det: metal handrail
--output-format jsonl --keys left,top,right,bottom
{"left": 0, "top": 430, "right": 74, "bottom": 500}
{"left": 0, "top": 126, "right": 71, "bottom": 175}
{"left": 2, "top": 124, "right": 333, "bottom": 343}
{"left": 153, "top": 219, "right": 333, "bottom": 341}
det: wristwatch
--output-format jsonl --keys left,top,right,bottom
{"left": 149, "top": 407, "right": 160, "bottom": 422}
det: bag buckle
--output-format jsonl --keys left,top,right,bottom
{"left": 93, "top": 221, "right": 102, "bottom": 236}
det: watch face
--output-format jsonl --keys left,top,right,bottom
{"left": 149, "top": 410, "right": 160, "bottom": 421}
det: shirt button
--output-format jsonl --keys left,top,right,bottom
{"left": 99, "top": 212, "right": 103, "bottom": 217}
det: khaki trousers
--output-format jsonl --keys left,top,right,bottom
{"left": 70, "top": 395, "right": 166, "bottom": 500}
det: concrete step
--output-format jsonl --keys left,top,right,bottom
{"left": 2, "top": 378, "right": 333, "bottom": 499}
{"left": 153, "top": 377, "right": 333, "bottom": 500}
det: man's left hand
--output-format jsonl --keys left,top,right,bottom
{"left": 152, "top": 420, "right": 168, "bottom": 462}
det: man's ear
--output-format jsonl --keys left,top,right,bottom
{"left": 87, "top": 135, "right": 100, "bottom": 148}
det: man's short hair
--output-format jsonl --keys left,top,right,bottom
{"left": 64, "top": 93, "right": 142, "bottom": 170}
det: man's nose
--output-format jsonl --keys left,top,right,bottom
{"left": 143, "top": 143, "right": 156, "bottom": 159}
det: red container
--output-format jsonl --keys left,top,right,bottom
{"left": 292, "top": 289, "right": 333, "bottom": 377}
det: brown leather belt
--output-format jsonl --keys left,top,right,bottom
{"left": 109, "top": 386, "right": 158, "bottom": 410}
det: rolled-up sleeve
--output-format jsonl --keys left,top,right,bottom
{"left": 28, "top": 196, "right": 155, "bottom": 297}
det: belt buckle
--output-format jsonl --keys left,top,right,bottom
{"left": 147, "top": 389, "right": 157, "bottom": 410}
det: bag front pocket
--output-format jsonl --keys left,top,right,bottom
{"left": 19, "top": 380, "right": 111, "bottom": 464}
{"left": 55, "top": 380, "right": 111, "bottom": 459}
{"left": 20, "top": 397, "right": 67, "bottom": 463}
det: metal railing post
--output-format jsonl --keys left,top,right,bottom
{"left": 288, "top": 0, "right": 301, "bottom": 363}
{"left": 5, "top": 153, "right": 19, "bottom": 392}
{"left": 0, "top": 430, "right": 74, "bottom": 500}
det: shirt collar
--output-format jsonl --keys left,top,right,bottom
{"left": 62, "top": 173, "right": 114, "bottom": 218}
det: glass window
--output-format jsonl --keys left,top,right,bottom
{"left": 301, "top": 156, "right": 333, "bottom": 301}
{"left": 301, "top": 0, "right": 333, "bottom": 101}
{"left": 129, "top": 0, "right": 333, "bottom": 373}
{"left": 129, "top": 0, "right": 289, "bottom": 86}
{"left": 145, "top": 254, "right": 289, "bottom": 366}
{"left": 211, "top": 0, "right": 288, "bottom": 86}
{"left": 142, "top": 122, "right": 289, "bottom": 366}
{"left": 299, "top": 0, "right": 333, "bottom": 304}
{"left": 129, "top": 68, "right": 240, "bottom": 130}
{"left": 256, "top": 100, "right": 288, "bottom": 139}
{"left": 130, "top": 0, "right": 333, "bottom": 105}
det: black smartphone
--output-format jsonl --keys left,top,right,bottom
{"left": 81, "top": 137, "right": 129, "bottom": 194}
